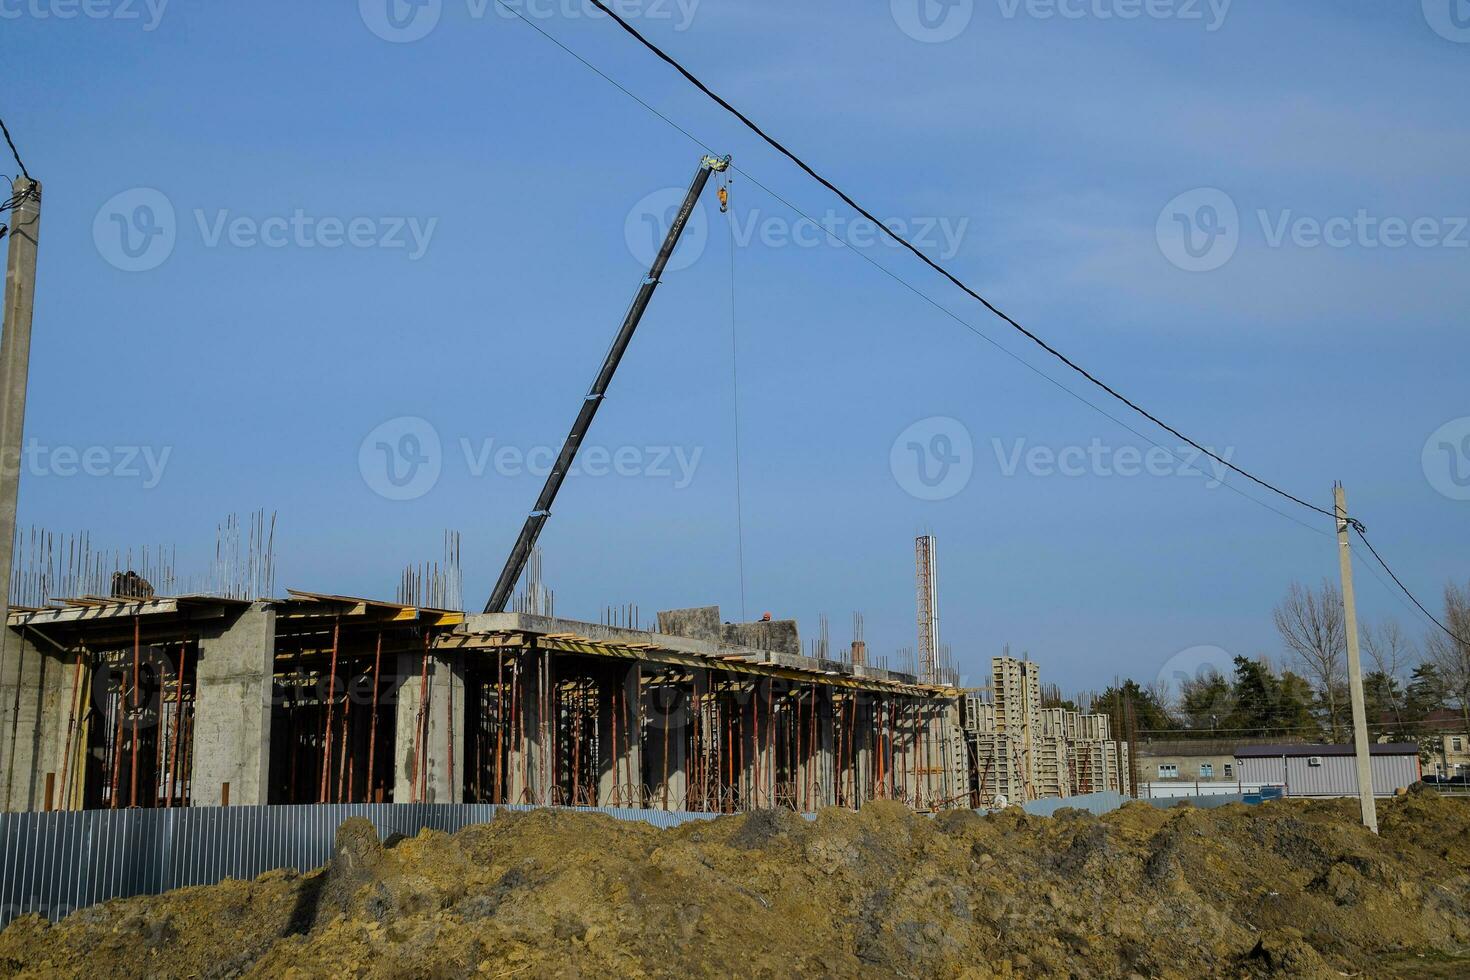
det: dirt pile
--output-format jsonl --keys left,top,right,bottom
{"left": 2, "top": 790, "right": 1469, "bottom": 978}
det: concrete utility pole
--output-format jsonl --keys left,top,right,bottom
{"left": 0, "top": 176, "right": 40, "bottom": 628}
{"left": 1335, "top": 483, "right": 1378, "bottom": 834}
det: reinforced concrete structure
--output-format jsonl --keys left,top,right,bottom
{"left": 0, "top": 594, "right": 970, "bottom": 814}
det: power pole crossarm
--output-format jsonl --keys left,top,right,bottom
{"left": 484, "top": 154, "right": 729, "bottom": 614}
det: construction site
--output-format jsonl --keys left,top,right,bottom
{"left": 4, "top": 3, "right": 1470, "bottom": 976}
{"left": 0, "top": 527, "right": 1128, "bottom": 817}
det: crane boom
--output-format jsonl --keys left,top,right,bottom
{"left": 484, "top": 153, "right": 731, "bottom": 614}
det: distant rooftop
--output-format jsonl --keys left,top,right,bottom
{"left": 1234, "top": 743, "right": 1420, "bottom": 758}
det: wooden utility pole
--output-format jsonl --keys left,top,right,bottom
{"left": 0, "top": 176, "right": 40, "bottom": 637}
{"left": 1335, "top": 483, "right": 1378, "bottom": 834}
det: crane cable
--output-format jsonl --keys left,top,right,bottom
{"left": 724, "top": 170, "right": 748, "bottom": 621}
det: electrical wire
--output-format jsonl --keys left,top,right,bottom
{"left": 0, "top": 114, "right": 30, "bottom": 181}
{"left": 489, "top": 0, "right": 1333, "bottom": 546}
{"left": 582, "top": 0, "right": 1347, "bottom": 531}
{"left": 1354, "top": 527, "right": 1468, "bottom": 647}
{"left": 497, "top": 0, "right": 1464, "bottom": 650}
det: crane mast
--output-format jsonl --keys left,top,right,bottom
{"left": 484, "top": 153, "right": 731, "bottom": 614}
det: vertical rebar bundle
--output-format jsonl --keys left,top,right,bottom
{"left": 396, "top": 530, "right": 464, "bottom": 610}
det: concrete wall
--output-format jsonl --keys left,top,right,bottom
{"left": 655, "top": 607, "right": 721, "bottom": 642}
{"left": 190, "top": 604, "right": 275, "bottom": 807}
{"left": 0, "top": 628, "right": 85, "bottom": 812}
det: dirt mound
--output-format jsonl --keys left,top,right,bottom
{"left": 3, "top": 793, "right": 1469, "bottom": 978}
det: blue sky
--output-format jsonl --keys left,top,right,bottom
{"left": 3, "top": 1, "right": 1467, "bottom": 694}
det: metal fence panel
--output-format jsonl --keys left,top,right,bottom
{"left": 0, "top": 803, "right": 738, "bottom": 928}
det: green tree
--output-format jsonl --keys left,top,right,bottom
{"left": 1092, "top": 680, "right": 1174, "bottom": 738}
{"left": 1178, "top": 671, "right": 1233, "bottom": 732}
{"left": 1405, "top": 663, "right": 1448, "bottom": 723}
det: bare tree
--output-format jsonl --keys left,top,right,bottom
{"left": 1362, "top": 618, "right": 1414, "bottom": 728}
{"left": 1425, "top": 580, "right": 1470, "bottom": 739}
{"left": 1273, "top": 579, "right": 1346, "bottom": 740}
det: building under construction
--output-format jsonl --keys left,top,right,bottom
{"left": 0, "top": 584, "right": 1130, "bottom": 815}
{"left": 0, "top": 592, "right": 988, "bottom": 813}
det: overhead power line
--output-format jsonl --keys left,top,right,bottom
{"left": 0, "top": 114, "right": 30, "bottom": 181}
{"left": 582, "top": 0, "right": 1346, "bottom": 529}
{"left": 498, "top": 1, "right": 1467, "bottom": 650}
{"left": 575, "top": 0, "right": 1470, "bottom": 650}
{"left": 1354, "top": 527, "right": 1467, "bottom": 648}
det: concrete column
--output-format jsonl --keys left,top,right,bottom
{"left": 851, "top": 693, "right": 873, "bottom": 809}
{"left": 191, "top": 603, "right": 275, "bottom": 807}
{"left": 502, "top": 648, "right": 553, "bottom": 806}
{"left": 645, "top": 676, "right": 686, "bottom": 810}
{"left": 597, "top": 663, "right": 642, "bottom": 808}
{"left": 0, "top": 627, "right": 84, "bottom": 812}
{"left": 393, "top": 647, "right": 465, "bottom": 804}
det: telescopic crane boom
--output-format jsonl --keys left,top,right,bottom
{"left": 484, "top": 153, "right": 731, "bottom": 613}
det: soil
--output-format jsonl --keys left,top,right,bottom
{"left": 2, "top": 788, "right": 1468, "bottom": 978}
